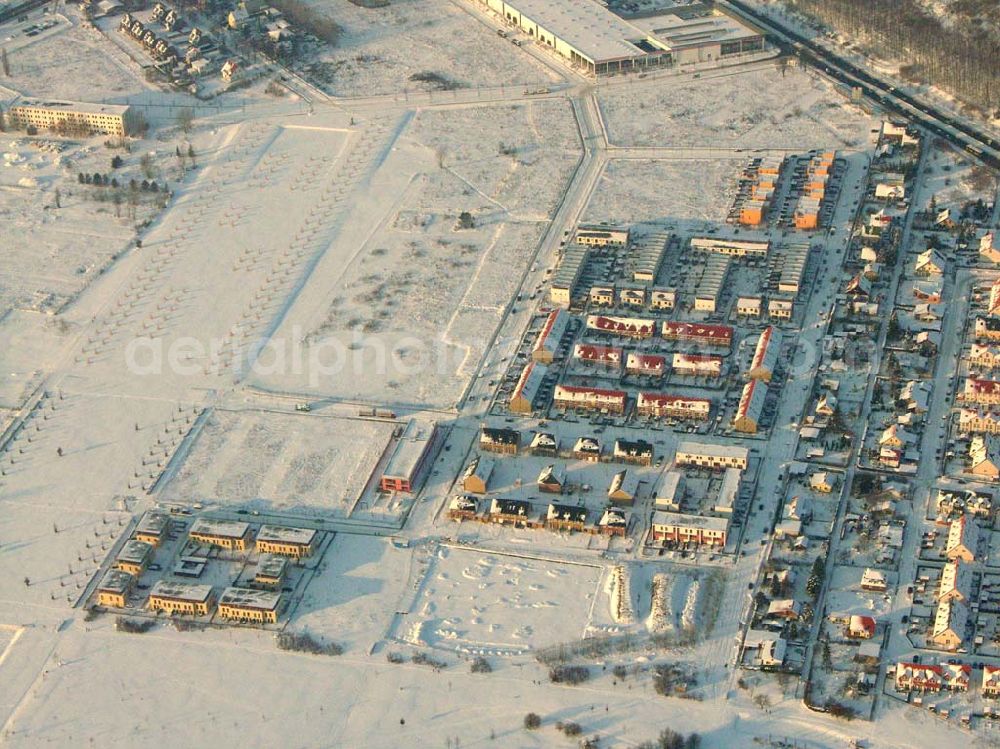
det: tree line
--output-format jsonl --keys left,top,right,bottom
{"left": 790, "top": 0, "right": 1000, "bottom": 114}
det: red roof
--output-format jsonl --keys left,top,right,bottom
{"left": 969, "top": 378, "right": 1000, "bottom": 394}
{"left": 556, "top": 385, "right": 626, "bottom": 401}
{"left": 590, "top": 315, "right": 655, "bottom": 336}
{"left": 574, "top": 344, "right": 622, "bottom": 363}
{"left": 638, "top": 393, "right": 710, "bottom": 408}
{"left": 662, "top": 321, "right": 733, "bottom": 344}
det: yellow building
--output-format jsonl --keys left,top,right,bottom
{"left": 96, "top": 569, "right": 135, "bottom": 608}
{"left": 114, "top": 539, "right": 154, "bottom": 576}
{"left": 133, "top": 512, "right": 170, "bottom": 547}
{"left": 255, "top": 525, "right": 317, "bottom": 559}
{"left": 217, "top": 587, "right": 282, "bottom": 624}
{"left": 189, "top": 517, "right": 253, "bottom": 551}
{"left": 254, "top": 555, "right": 289, "bottom": 589}
{"left": 7, "top": 99, "right": 137, "bottom": 137}
{"left": 147, "top": 581, "right": 216, "bottom": 616}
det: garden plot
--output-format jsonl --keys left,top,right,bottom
{"left": 599, "top": 66, "right": 878, "bottom": 149}
{"left": 5, "top": 20, "right": 148, "bottom": 100}
{"left": 584, "top": 158, "right": 742, "bottom": 228}
{"left": 405, "top": 546, "right": 603, "bottom": 653}
{"left": 164, "top": 409, "right": 394, "bottom": 518}
{"left": 252, "top": 102, "right": 580, "bottom": 409}
{"left": 293, "top": 0, "right": 558, "bottom": 96}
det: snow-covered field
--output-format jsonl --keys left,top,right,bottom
{"left": 585, "top": 158, "right": 742, "bottom": 227}
{"left": 599, "top": 66, "right": 878, "bottom": 149}
{"left": 251, "top": 101, "right": 580, "bottom": 409}
{"left": 0, "top": 4, "right": 977, "bottom": 746}
{"left": 404, "top": 546, "right": 603, "bottom": 653}
{"left": 164, "top": 409, "right": 394, "bottom": 517}
{"left": 4, "top": 18, "right": 149, "bottom": 101}
{"left": 293, "top": 0, "right": 560, "bottom": 96}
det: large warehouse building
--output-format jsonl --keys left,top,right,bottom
{"left": 473, "top": 0, "right": 764, "bottom": 75}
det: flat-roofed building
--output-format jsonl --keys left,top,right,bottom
{"left": 675, "top": 440, "right": 748, "bottom": 471}
{"left": 619, "top": 286, "right": 646, "bottom": 308}
{"left": 661, "top": 321, "right": 733, "bottom": 348}
{"left": 380, "top": 420, "right": 439, "bottom": 493}
{"left": 254, "top": 555, "right": 288, "bottom": 589}
{"left": 133, "top": 512, "right": 170, "bottom": 547}
{"left": 115, "top": 539, "right": 154, "bottom": 576}
{"left": 255, "top": 525, "right": 317, "bottom": 559}
{"left": 97, "top": 569, "right": 135, "bottom": 608}
{"left": 189, "top": 518, "right": 253, "bottom": 552}
{"left": 531, "top": 309, "right": 570, "bottom": 363}
{"left": 714, "top": 467, "right": 741, "bottom": 515}
{"left": 768, "top": 298, "right": 793, "bottom": 320}
{"left": 654, "top": 470, "right": 684, "bottom": 511}
{"left": 736, "top": 296, "right": 762, "bottom": 317}
{"left": 148, "top": 580, "right": 216, "bottom": 616}
{"left": 589, "top": 286, "right": 615, "bottom": 307}
{"left": 690, "top": 237, "right": 769, "bottom": 257}
{"left": 7, "top": 98, "right": 137, "bottom": 136}
{"left": 550, "top": 245, "right": 590, "bottom": 305}
{"left": 733, "top": 379, "right": 767, "bottom": 433}
{"left": 636, "top": 392, "right": 710, "bottom": 421}
{"left": 587, "top": 314, "right": 656, "bottom": 339}
{"left": 778, "top": 243, "right": 810, "bottom": 295}
{"left": 574, "top": 223, "right": 629, "bottom": 247}
{"left": 632, "top": 231, "right": 669, "bottom": 282}
{"left": 650, "top": 288, "right": 676, "bottom": 310}
{"left": 461, "top": 455, "right": 494, "bottom": 494}
{"left": 509, "top": 361, "right": 548, "bottom": 414}
{"left": 218, "top": 587, "right": 283, "bottom": 624}
{"left": 672, "top": 352, "right": 722, "bottom": 378}
{"left": 650, "top": 511, "right": 728, "bottom": 546}
{"left": 625, "top": 352, "right": 666, "bottom": 377}
{"left": 553, "top": 384, "right": 626, "bottom": 414}
{"left": 749, "top": 326, "right": 782, "bottom": 382}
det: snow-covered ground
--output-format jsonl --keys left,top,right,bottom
{"left": 0, "top": 4, "right": 981, "bottom": 746}
{"left": 292, "top": 0, "right": 560, "bottom": 96}
{"left": 164, "top": 409, "right": 395, "bottom": 518}
{"left": 599, "top": 65, "right": 878, "bottom": 149}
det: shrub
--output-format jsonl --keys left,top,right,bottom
{"left": 523, "top": 712, "right": 541, "bottom": 730}
{"left": 386, "top": 651, "right": 405, "bottom": 664}
{"left": 276, "top": 632, "right": 343, "bottom": 656}
{"left": 549, "top": 665, "right": 590, "bottom": 685}
{"left": 115, "top": 617, "right": 155, "bottom": 634}
{"left": 411, "top": 651, "right": 447, "bottom": 669}
{"left": 470, "top": 656, "right": 492, "bottom": 673}
{"left": 559, "top": 721, "right": 582, "bottom": 737}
